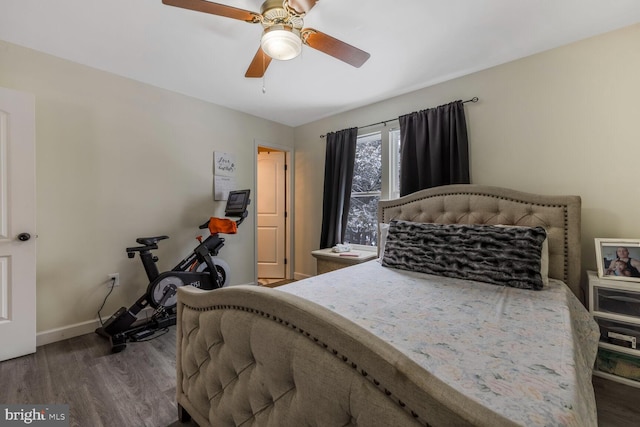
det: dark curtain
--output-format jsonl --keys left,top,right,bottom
{"left": 319, "top": 128, "right": 358, "bottom": 249}
{"left": 398, "top": 100, "right": 470, "bottom": 196}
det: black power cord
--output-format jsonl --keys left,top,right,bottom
{"left": 97, "top": 277, "right": 117, "bottom": 326}
{"left": 96, "top": 277, "right": 171, "bottom": 343}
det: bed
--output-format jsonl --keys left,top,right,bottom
{"left": 175, "top": 184, "right": 600, "bottom": 427}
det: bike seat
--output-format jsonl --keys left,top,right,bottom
{"left": 135, "top": 236, "right": 169, "bottom": 246}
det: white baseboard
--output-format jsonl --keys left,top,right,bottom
{"left": 37, "top": 318, "right": 101, "bottom": 347}
{"left": 36, "top": 282, "right": 258, "bottom": 346}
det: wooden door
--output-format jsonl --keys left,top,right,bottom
{"left": 257, "top": 151, "right": 285, "bottom": 279}
{"left": 0, "top": 87, "right": 37, "bottom": 361}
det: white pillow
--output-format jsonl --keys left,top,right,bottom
{"left": 377, "top": 222, "right": 390, "bottom": 263}
{"left": 540, "top": 234, "right": 549, "bottom": 287}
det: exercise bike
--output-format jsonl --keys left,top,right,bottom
{"left": 96, "top": 189, "right": 250, "bottom": 353}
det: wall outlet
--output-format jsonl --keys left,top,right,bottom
{"left": 107, "top": 273, "right": 120, "bottom": 287}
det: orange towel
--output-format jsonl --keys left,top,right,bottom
{"left": 208, "top": 217, "right": 237, "bottom": 234}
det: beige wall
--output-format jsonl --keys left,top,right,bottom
{"left": 293, "top": 24, "right": 640, "bottom": 285}
{"left": 0, "top": 41, "right": 294, "bottom": 334}
{"left": 2, "top": 22, "right": 639, "bottom": 337}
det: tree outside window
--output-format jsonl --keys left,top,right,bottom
{"left": 345, "top": 134, "right": 382, "bottom": 246}
{"left": 345, "top": 128, "right": 401, "bottom": 246}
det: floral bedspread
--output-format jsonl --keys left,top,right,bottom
{"left": 279, "top": 261, "right": 600, "bottom": 427}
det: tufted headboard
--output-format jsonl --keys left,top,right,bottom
{"left": 378, "top": 184, "right": 582, "bottom": 299}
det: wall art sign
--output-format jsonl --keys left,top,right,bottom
{"left": 214, "top": 151, "right": 236, "bottom": 176}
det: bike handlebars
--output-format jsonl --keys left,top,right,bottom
{"left": 129, "top": 211, "right": 249, "bottom": 257}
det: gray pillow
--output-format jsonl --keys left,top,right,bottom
{"left": 381, "top": 220, "right": 547, "bottom": 290}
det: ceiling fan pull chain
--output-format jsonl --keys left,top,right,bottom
{"left": 262, "top": 53, "right": 267, "bottom": 94}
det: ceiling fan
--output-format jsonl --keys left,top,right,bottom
{"left": 162, "top": 0, "right": 371, "bottom": 78}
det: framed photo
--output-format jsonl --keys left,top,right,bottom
{"left": 595, "top": 238, "right": 640, "bottom": 282}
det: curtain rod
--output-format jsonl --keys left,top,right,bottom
{"left": 320, "top": 97, "right": 479, "bottom": 139}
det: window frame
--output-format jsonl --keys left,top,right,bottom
{"left": 346, "top": 122, "right": 400, "bottom": 250}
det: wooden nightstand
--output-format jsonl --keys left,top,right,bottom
{"left": 311, "top": 248, "right": 377, "bottom": 274}
{"left": 588, "top": 270, "right": 640, "bottom": 388}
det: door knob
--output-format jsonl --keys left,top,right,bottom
{"left": 17, "top": 233, "right": 31, "bottom": 241}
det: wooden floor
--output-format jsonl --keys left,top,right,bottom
{"left": 257, "top": 278, "right": 296, "bottom": 288}
{"left": 1, "top": 328, "right": 639, "bottom": 427}
{"left": 592, "top": 374, "right": 640, "bottom": 426}
{"left": 0, "top": 328, "right": 196, "bottom": 427}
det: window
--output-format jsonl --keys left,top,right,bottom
{"left": 345, "top": 125, "right": 401, "bottom": 246}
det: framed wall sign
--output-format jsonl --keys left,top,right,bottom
{"left": 214, "top": 151, "right": 236, "bottom": 176}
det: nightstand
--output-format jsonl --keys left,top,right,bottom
{"left": 588, "top": 270, "right": 640, "bottom": 388}
{"left": 311, "top": 248, "right": 377, "bottom": 274}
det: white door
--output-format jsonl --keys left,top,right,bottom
{"left": 0, "top": 87, "right": 36, "bottom": 361}
{"left": 257, "top": 151, "right": 285, "bottom": 279}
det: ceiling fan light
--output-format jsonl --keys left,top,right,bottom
{"left": 261, "top": 26, "right": 302, "bottom": 61}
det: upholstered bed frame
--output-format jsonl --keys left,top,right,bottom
{"left": 175, "top": 184, "right": 582, "bottom": 427}
{"left": 378, "top": 184, "right": 582, "bottom": 299}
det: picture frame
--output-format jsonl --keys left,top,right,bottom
{"left": 595, "top": 238, "right": 640, "bottom": 282}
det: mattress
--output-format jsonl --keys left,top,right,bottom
{"left": 278, "top": 260, "right": 600, "bottom": 427}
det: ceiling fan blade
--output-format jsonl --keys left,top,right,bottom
{"left": 245, "top": 47, "right": 272, "bottom": 78}
{"left": 302, "top": 29, "right": 370, "bottom": 68}
{"left": 162, "top": 0, "right": 259, "bottom": 23}
{"left": 287, "top": 0, "right": 318, "bottom": 14}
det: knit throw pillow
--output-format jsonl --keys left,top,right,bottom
{"left": 381, "top": 220, "right": 547, "bottom": 290}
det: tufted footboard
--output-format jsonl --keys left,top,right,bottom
{"left": 176, "top": 285, "right": 517, "bottom": 427}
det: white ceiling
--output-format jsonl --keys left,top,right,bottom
{"left": 1, "top": 0, "right": 639, "bottom": 127}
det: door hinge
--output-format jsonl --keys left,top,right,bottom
{"left": 284, "top": 211, "right": 288, "bottom": 218}
{"left": 284, "top": 258, "right": 288, "bottom": 265}
{"left": 284, "top": 164, "right": 288, "bottom": 171}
